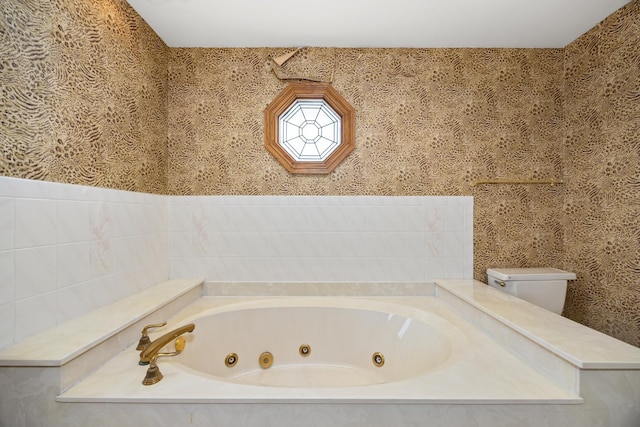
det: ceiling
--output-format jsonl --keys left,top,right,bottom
{"left": 125, "top": 0, "right": 630, "bottom": 48}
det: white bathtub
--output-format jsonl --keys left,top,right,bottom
{"left": 58, "top": 293, "right": 581, "bottom": 404}
{"left": 174, "top": 298, "right": 457, "bottom": 388}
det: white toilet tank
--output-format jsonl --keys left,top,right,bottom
{"left": 486, "top": 267, "right": 576, "bottom": 314}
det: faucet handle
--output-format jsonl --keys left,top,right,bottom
{"left": 136, "top": 322, "right": 167, "bottom": 351}
{"left": 174, "top": 336, "right": 186, "bottom": 352}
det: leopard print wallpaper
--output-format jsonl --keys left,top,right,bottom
{"left": 562, "top": 0, "right": 640, "bottom": 345}
{"left": 0, "top": 0, "right": 168, "bottom": 193}
{"left": 1, "top": 0, "right": 638, "bottom": 346}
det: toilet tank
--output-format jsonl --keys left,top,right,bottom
{"left": 486, "top": 267, "right": 576, "bottom": 314}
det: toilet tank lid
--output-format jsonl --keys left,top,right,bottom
{"left": 487, "top": 267, "right": 576, "bottom": 281}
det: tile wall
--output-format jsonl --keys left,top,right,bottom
{"left": 0, "top": 177, "right": 472, "bottom": 349}
{"left": 0, "top": 177, "right": 168, "bottom": 349}
{"left": 168, "top": 195, "right": 473, "bottom": 283}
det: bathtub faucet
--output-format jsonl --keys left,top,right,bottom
{"left": 139, "top": 323, "right": 195, "bottom": 365}
{"left": 138, "top": 323, "right": 195, "bottom": 386}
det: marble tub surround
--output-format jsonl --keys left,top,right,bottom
{"left": 435, "top": 280, "right": 640, "bottom": 369}
{"left": 435, "top": 280, "right": 640, "bottom": 397}
{"left": 58, "top": 295, "right": 580, "bottom": 404}
{"left": 54, "top": 281, "right": 640, "bottom": 407}
{"left": 0, "top": 278, "right": 203, "bottom": 392}
{"left": 2, "top": 280, "right": 640, "bottom": 426}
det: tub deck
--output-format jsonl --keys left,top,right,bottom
{"left": 3, "top": 279, "right": 640, "bottom": 408}
{"left": 56, "top": 294, "right": 582, "bottom": 404}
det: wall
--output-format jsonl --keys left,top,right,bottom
{"left": 0, "top": 0, "right": 168, "bottom": 193}
{"left": 167, "top": 48, "right": 566, "bottom": 284}
{"left": 168, "top": 195, "right": 473, "bottom": 283}
{"left": 1, "top": 0, "right": 639, "bottom": 347}
{"left": 0, "top": 0, "right": 170, "bottom": 348}
{"left": 0, "top": 176, "right": 169, "bottom": 349}
{"left": 563, "top": 1, "right": 640, "bottom": 345}
{"left": 0, "top": 180, "right": 472, "bottom": 350}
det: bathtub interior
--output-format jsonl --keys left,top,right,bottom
{"left": 172, "top": 300, "right": 457, "bottom": 387}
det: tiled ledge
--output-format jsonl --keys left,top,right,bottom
{"left": 0, "top": 279, "right": 204, "bottom": 367}
{"left": 435, "top": 279, "right": 640, "bottom": 370}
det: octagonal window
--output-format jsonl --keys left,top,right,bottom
{"left": 265, "top": 82, "right": 355, "bottom": 174}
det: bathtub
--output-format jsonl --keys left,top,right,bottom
{"left": 58, "top": 293, "right": 581, "bottom": 404}
{"left": 172, "top": 298, "right": 458, "bottom": 388}
{"left": 4, "top": 279, "right": 640, "bottom": 427}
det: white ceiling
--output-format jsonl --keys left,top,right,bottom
{"left": 125, "top": 0, "right": 631, "bottom": 48}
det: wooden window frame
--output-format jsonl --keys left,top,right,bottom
{"left": 264, "top": 82, "right": 355, "bottom": 174}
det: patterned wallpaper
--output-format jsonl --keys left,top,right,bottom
{"left": 563, "top": 1, "right": 640, "bottom": 345}
{"left": 168, "top": 48, "right": 565, "bottom": 197}
{"left": 1, "top": 0, "right": 638, "bottom": 346}
{"left": 0, "top": 0, "right": 168, "bottom": 193}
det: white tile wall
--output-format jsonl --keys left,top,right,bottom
{"left": 0, "top": 177, "right": 474, "bottom": 349}
{"left": 168, "top": 195, "right": 473, "bottom": 283}
{"left": 0, "top": 177, "right": 169, "bottom": 348}
{"left": 0, "top": 198, "right": 13, "bottom": 251}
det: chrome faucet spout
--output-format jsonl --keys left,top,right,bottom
{"left": 139, "top": 323, "right": 195, "bottom": 365}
